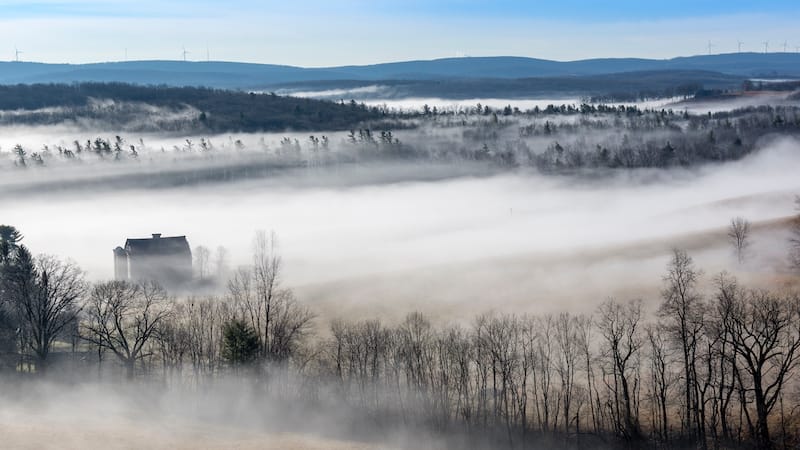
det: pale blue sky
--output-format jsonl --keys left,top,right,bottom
{"left": 1, "top": 0, "right": 798, "bottom": 65}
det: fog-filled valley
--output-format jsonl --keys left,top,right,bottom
{"left": 3, "top": 134, "right": 800, "bottom": 319}
{"left": 3, "top": 96, "right": 799, "bottom": 304}
{"left": 2, "top": 75, "right": 800, "bottom": 450}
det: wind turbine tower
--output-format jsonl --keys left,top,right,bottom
{"left": 182, "top": 46, "right": 190, "bottom": 62}
{"left": 737, "top": 40, "right": 744, "bottom": 53}
{"left": 14, "top": 47, "right": 22, "bottom": 62}
{"left": 707, "top": 41, "right": 714, "bottom": 55}
{"left": 783, "top": 41, "right": 788, "bottom": 52}
{"left": 763, "top": 41, "right": 769, "bottom": 53}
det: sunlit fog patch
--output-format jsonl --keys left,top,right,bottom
{"left": 670, "top": 91, "right": 800, "bottom": 114}
{"left": 277, "top": 84, "right": 393, "bottom": 100}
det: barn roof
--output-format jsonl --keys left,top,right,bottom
{"left": 124, "top": 234, "right": 190, "bottom": 255}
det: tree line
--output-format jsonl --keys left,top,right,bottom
{"left": 1, "top": 207, "right": 800, "bottom": 449}
{"left": 4, "top": 105, "right": 800, "bottom": 184}
{"left": 279, "top": 70, "right": 741, "bottom": 104}
{"left": 0, "top": 83, "right": 384, "bottom": 132}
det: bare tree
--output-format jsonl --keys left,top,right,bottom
{"left": 576, "top": 314, "right": 602, "bottom": 435}
{"left": 709, "top": 272, "right": 741, "bottom": 443}
{"left": 228, "top": 231, "right": 313, "bottom": 371}
{"left": 644, "top": 323, "right": 673, "bottom": 443}
{"left": 530, "top": 315, "right": 557, "bottom": 432}
{"left": 82, "top": 281, "right": 171, "bottom": 379}
{"left": 266, "top": 290, "right": 314, "bottom": 363}
{"left": 398, "top": 311, "right": 434, "bottom": 394}
{"left": 214, "top": 245, "right": 229, "bottom": 281}
{"left": 659, "top": 249, "right": 706, "bottom": 441}
{"left": 156, "top": 305, "right": 191, "bottom": 382}
{"left": 718, "top": 283, "right": 800, "bottom": 449}
{"left": 182, "top": 296, "right": 232, "bottom": 383}
{"left": 727, "top": 217, "right": 751, "bottom": 264}
{"left": 554, "top": 312, "right": 580, "bottom": 434}
{"left": 193, "top": 245, "right": 211, "bottom": 281}
{"left": 252, "top": 230, "right": 280, "bottom": 359}
{"left": 2, "top": 248, "right": 86, "bottom": 373}
{"left": 474, "top": 314, "right": 521, "bottom": 442}
{"left": 597, "top": 298, "right": 643, "bottom": 441}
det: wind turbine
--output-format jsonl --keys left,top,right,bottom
{"left": 782, "top": 41, "right": 788, "bottom": 53}
{"left": 14, "top": 46, "right": 22, "bottom": 62}
{"left": 737, "top": 40, "right": 744, "bottom": 53}
{"left": 707, "top": 41, "right": 714, "bottom": 55}
{"left": 182, "top": 46, "right": 190, "bottom": 62}
{"left": 763, "top": 41, "right": 769, "bottom": 53}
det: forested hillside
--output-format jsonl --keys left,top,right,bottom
{"left": 0, "top": 83, "right": 382, "bottom": 132}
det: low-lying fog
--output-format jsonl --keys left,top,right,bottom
{"left": 672, "top": 91, "right": 799, "bottom": 114}
{"left": 4, "top": 130, "right": 799, "bottom": 322}
{"left": 285, "top": 87, "right": 796, "bottom": 116}
{"left": 278, "top": 92, "right": 687, "bottom": 114}
{"left": 0, "top": 380, "right": 406, "bottom": 450}
{"left": 360, "top": 93, "right": 799, "bottom": 117}
{"left": 357, "top": 97, "right": 685, "bottom": 113}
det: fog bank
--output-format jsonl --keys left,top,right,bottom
{"left": 0, "top": 380, "right": 437, "bottom": 450}
{"left": 3, "top": 137, "right": 798, "bottom": 322}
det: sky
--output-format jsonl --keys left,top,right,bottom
{"left": 0, "top": 0, "right": 799, "bottom": 66}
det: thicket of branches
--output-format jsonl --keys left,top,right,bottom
{"left": 2, "top": 221, "right": 800, "bottom": 449}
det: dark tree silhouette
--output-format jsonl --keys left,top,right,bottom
{"left": 221, "top": 319, "right": 260, "bottom": 367}
{"left": 82, "top": 281, "right": 171, "bottom": 379}
{"left": 0, "top": 225, "right": 23, "bottom": 264}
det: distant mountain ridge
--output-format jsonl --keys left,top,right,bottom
{"left": 0, "top": 53, "right": 798, "bottom": 91}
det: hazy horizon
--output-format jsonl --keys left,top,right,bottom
{"left": 3, "top": 51, "right": 799, "bottom": 67}
{"left": 1, "top": 0, "right": 799, "bottom": 66}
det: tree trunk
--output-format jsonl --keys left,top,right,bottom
{"left": 36, "top": 353, "right": 48, "bottom": 376}
{"left": 754, "top": 385, "right": 772, "bottom": 450}
{"left": 125, "top": 359, "right": 135, "bottom": 380}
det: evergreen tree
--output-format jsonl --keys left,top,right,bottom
{"left": 221, "top": 319, "right": 260, "bottom": 366}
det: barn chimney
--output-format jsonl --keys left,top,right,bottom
{"left": 152, "top": 233, "right": 162, "bottom": 239}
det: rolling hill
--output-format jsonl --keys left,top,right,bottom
{"left": 0, "top": 53, "right": 800, "bottom": 98}
{"left": 0, "top": 53, "right": 798, "bottom": 91}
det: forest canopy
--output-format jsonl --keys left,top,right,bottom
{"left": 0, "top": 83, "right": 383, "bottom": 132}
